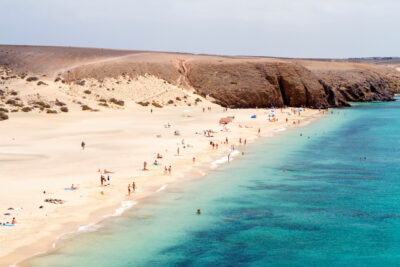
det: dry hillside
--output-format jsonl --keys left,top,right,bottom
{"left": 1, "top": 45, "right": 400, "bottom": 121}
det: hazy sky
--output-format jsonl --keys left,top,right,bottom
{"left": 2, "top": 0, "right": 399, "bottom": 58}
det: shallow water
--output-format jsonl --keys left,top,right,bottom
{"left": 27, "top": 101, "right": 400, "bottom": 266}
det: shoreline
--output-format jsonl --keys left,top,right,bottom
{"left": 0, "top": 106, "right": 323, "bottom": 267}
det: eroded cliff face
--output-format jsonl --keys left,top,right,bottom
{"left": 184, "top": 60, "right": 329, "bottom": 108}
{"left": 181, "top": 59, "right": 398, "bottom": 108}
{"left": 314, "top": 69, "right": 395, "bottom": 106}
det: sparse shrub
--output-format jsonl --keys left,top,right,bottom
{"left": 37, "top": 81, "right": 47, "bottom": 86}
{"left": 60, "top": 107, "right": 69, "bottom": 112}
{"left": 35, "top": 101, "right": 50, "bottom": 108}
{"left": 137, "top": 101, "right": 150, "bottom": 106}
{"left": 0, "top": 108, "right": 8, "bottom": 113}
{"left": 195, "top": 98, "right": 202, "bottom": 103}
{"left": 175, "top": 97, "right": 181, "bottom": 101}
{"left": 11, "top": 109, "right": 18, "bottom": 113}
{"left": 21, "top": 107, "right": 32, "bottom": 112}
{"left": 47, "top": 109, "right": 57, "bottom": 114}
{"left": 99, "top": 99, "right": 107, "bottom": 103}
{"left": 6, "top": 99, "right": 16, "bottom": 105}
{"left": 55, "top": 99, "right": 66, "bottom": 106}
{"left": 152, "top": 102, "right": 163, "bottom": 108}
{"left": 54, "top": 77, "right": 61, "bottom": 82}
{"left": 109, "top": 98, "right": 124, "bottom": 106}
{"left": 77, "top": 80, "right": 86, "bottom": 86}
{"left": 10, "top": 91, "right": 18, "bottom": 96}
{"left": 26, "top": 77, "right": 38, "bottom": 82}
{"left": 84, "top": 90, "right": 91, "bottom": 94}
{"left": 167, "top": 100, "right": 174, "bottom": 104}
{"left": 0, "top": 112, "right": 8, "bottom": 121}
{"left": 81, "top": 105, "right": 91, "bottom": 111}
{"left": 99, "top": 103, "right": 109, "bottom": 107}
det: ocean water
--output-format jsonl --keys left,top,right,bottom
{"left": 27, "top": 100, "right": 400, "bottom": 266}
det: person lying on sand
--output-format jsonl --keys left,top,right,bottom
{"left": 104, "top": 169, "right": 114, "bottom": 174}
{"left": 157, "top": 153, "right": 163, "bottom": 159}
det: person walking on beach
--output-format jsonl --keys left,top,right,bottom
{"left": 228, "top": 153, "right": 231, "bottom": 163}
{"left": 168, "top": 165, "right": 172, "bottom": 175}
{"left": 12, "top": 217, "right": 16, "bottom": 225}
{"left": 100, "top": 175, "right": 104, "bottom": 186}
{"left": 164, "top": 166, "right": 168, "bottom": 174}
{"left": 143, "top": 161, "right": 148, "bottom": 171}
{"left": 81, "top": 141, "right": 85, "bottom": 150}
{"left": 177, "top": 147, "right": 180, "bottom": 156}
{"left": 193, "top": 157, "right": 196, "bottom": 164}
{"left": 128, "top": 184, "right": 131, "bottom": 196}
{"left": 132, "top": 182, "right": 136, "bottom": 193}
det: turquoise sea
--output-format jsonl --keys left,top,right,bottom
{"left": 27, "top": 100, "right": 400, "bottom": 266}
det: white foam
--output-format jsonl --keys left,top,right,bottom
{"left": 77, "top": 222, "right": 102, "bottom": 233}
{"left": 210, "top": 150, "right": 240, "bottom": 169}
{"left": 197, "top": 170, "right": 206, "bottom": 176}
{"left": 112, "top": 201, "right": 138, "bottom": 217}
{"left": 156, "top": 184, "right": 168, "bottom": 192}
{"left": 274, "top": 128, "right": 287, "bottom": 133}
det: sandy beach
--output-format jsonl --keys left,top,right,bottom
{"left": 0, "top": 103, "right": 322, "bottom": 266}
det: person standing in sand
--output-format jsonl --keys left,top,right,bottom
{"left": 143, "top": 161, "right": 148, "bottom": 171}
{"left": 168, "top": 165, "right": 172, "bottom": 174}
{"left": 193, "top": 157, "right": 196, "bottom": 164}
{"left": 100, "top": 175, "right": 104, "bottom": 186}
{"left": 132, "top": 182, "right": 136, "bottom": 193}
{"left": 177, "top": 147, "right": 180, "bottom": 156}
{"left": 128, "top": 184, "right": 131, "bottom": 196}
{"left": 81, "top": 141, "right": 85, "bottom": 150}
